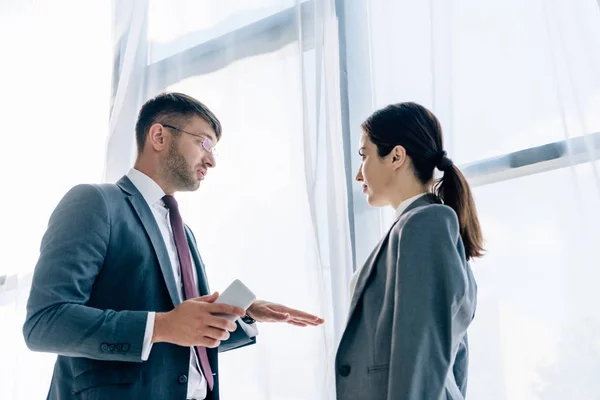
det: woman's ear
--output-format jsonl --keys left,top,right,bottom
{"left": 390, "top": 145, "right": 407, "bottom": 170}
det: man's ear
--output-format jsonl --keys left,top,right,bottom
{"left": 147, "top": 123, "right": 168, "bottom": 151}
{"left": 390, "top": 145, "right": 407, "bottom": 170}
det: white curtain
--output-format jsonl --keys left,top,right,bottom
{"left": 0, "top": 1, "right": 112, "bottom": 399}
{"left": 351, "top": 0, "right": 600, "bottom": 399}
{"left": 107, "top": 0, "right": 352, "bottom": 398}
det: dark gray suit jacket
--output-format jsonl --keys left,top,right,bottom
{"left": 335, "top": 194, "right": 477, "bottom": 400}
{"left": 23, "top": 176, "right": 255, "bottom": 400}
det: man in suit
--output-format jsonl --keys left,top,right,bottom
{"left": 23, "top": 92, "right": 324, "bottom": 400}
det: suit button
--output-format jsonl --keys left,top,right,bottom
{"left": 100, "top": 343, "right": 109, "bottom": 352}
{"left": 178, "top": 374, "right": 188, "bottom": 384}
{"left": 122, "top": 343, "right": 130, "bottom": 351}
{"left": 108, "top": 344, "right": 115, "bottom": 352}
{"left": 338, "top": 365, "right": 351, "bottom": 377}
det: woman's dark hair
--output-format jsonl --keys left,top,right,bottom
{"left": 362, "top": 102, "right": 484, "bottom": 260}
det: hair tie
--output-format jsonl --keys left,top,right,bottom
{"left": 436, "top": 150, "right": 454, "bottom": 172}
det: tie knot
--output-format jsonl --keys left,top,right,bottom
{"left": 162, "top": 195, "right": 178, "bottom": 211}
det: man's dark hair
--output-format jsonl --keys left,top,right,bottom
{"left": 135, "top": 92, "right": 222, "bottom": 154}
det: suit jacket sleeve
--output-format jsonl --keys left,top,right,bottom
{"left": 22, "top": 184, "right": 148, "bottom": 362}
{"left": 387, "top": 206, "right": 467, "bottom": 400}
{"left": 218, "top": 320, "right": 257, "bottom": 353}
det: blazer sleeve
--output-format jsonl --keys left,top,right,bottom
{"left": 22, "top": 184, "right": 148, "bottom": 362}
{"left": 218, "top": 320, "right": 257, "bottom": 353}
{"left": 387, "top": 205, "right": 467, "bottom": 400}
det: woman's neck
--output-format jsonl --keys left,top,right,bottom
{"left": 389, "top": 182, "right": 428, "bottom": 210}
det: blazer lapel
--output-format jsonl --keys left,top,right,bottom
{"left": 347, "top": 231, "right": 391, "bottom": 322}
{"left": 117, "top": 176, "right": 181, "bottom": 307}
{"left": 185, "top": 225, "right": 210, "bottom": 296}
{"left": 346, "top": 194, "right": 439, "bottom": 322}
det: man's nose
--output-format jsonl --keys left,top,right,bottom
{"left": 205, "top": 154, "right": 215, "bottom": 168}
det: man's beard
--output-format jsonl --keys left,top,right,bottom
{"left": 165, "top": 139, "right": 199, "bottom": 192}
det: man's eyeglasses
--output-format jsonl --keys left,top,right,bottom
{"left": 162, "top": 124, "right": 217, "bottom": 155}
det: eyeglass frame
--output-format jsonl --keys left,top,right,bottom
{"left": 161, "top": 123, "right": 218, "bottom": 155}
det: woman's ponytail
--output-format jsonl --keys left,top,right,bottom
{"left": 433, "top": 161, "right": 484, "bottom": 261}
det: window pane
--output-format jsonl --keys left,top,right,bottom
{"left": 148, "top": 0, "right": 300, "bottom": 61}
{"left": 468, "top": 162, "right": 600, "bottom": 400}
{"left": 368, "top": 0, "right": 600, "bottom": 165}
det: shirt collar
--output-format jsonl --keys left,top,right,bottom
{"left": 393, "top": 192, "right": 428, "bottom": 220}
{"left": 126, "top": 168, "right": 167, "bottom": 207}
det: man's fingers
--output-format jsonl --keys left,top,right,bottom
{"left": 288, "top": 320, "right": 308, "bottom": 327}
{"left": 206, "top": 315, "right": 238, "bottom": 332}
{"left": 286, "top": 308, "right": 323, "bottom": 322}
{"left": 193, "top": 292, "right": 219, "bottom": 303}
{"left": 198, "top": 337, "right": 221, "bottom": 348}
{"left": 205, "top": 303, "right": 245, "bottom": 317}
{"left": 293, "top": 318, "right": 321, "bottom": 326}
{"left": 188, "top": 298, "right": 245, "bottom": 317}
{"left": 302, "top": 317, "right": 324, "bottom": 325}
{"left": 201, "top": 326, "right": 231, "bottom": 341}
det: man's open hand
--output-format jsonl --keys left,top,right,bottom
{"left": 246, "top": 300, "right": 325, "bottom": 327}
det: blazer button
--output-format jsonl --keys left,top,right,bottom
{"left": 178, "top": 374, "right": 188, "bottom": 384}
{"left": 122, "top": 343, "right": 130, "bottom": 351}
{"left": 100, "top": 343, "right": 109, "bottom": 352}
{"left": 338, "top": 365, "right": 351, "bottom": 377}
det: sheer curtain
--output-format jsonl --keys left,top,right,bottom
{"left": 346, "top": 0, "right": 600, "bottom": 399}
{"left": 0, "top": 1, "right": 112, "bottom": 399}
{"left": 107, "top": 0, "right": 352, "bottom": 398}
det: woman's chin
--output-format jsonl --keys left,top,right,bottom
{"left": 365, "top": 194, "right": 386, "bottom": 207}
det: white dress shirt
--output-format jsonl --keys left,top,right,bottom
{"left": 127, "top": 168, "right": 207, "bottom": 400}
{"left": 348, "top": 192, "right": 428, "bottom": 300}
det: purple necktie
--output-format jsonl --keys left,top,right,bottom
{"left": 162, "top": 195, "right": 214, "bottom": 391}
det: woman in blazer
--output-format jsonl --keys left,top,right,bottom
{"left": 335, "top": 102, "right": 483, "bottom": 400}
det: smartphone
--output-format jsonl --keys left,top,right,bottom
{"left": 214, "top": 279, "right": 256, "bottom": 321}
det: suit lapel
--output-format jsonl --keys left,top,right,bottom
{"left": 185, "top": 225, "right": 210, "bottom": 296}
{"left": 118, "top": 176, "right": 181, "bottom": 307}
{"left": 346, "top": 194, "right": 439, "bottom": 323}
{"left": 346, "top": 230, "right": 391, "bottom": 322}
